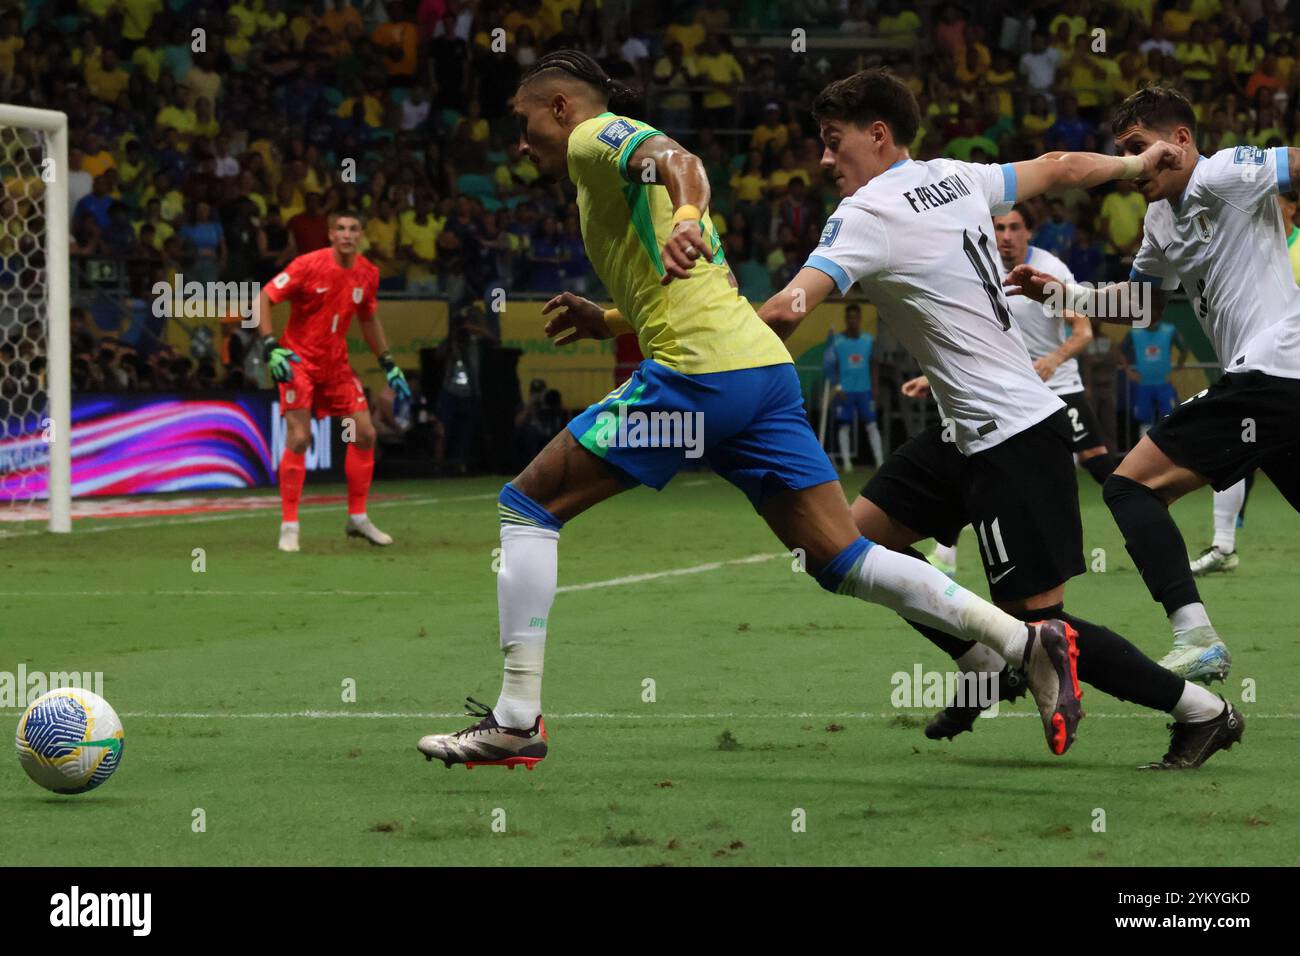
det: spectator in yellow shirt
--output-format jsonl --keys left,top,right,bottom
{"left": 337, "top": 88, "right": 385, "bottom": 128}
{"left": 664, "top": 8, "right": 706, "bottom": 56}
{"left": 86, "top": 49, "right": 130, "bottom": 103}
{"left": 954, "top": 23, "right": 991, "bottom": 84}
{"left": 768, "top": 148, "right": 811, "bottom": 195}
{"left": 0, "top": 16, "right": 24, "bottom": 78}
{"left": 751, "top": 103, "right": 789, "bottom": 159}
{"left": 80, "top": 133, "right": 116, "bottom": 178}
{"left": 400, "top": 193, "right": 443, "bottom": 287}
{"left": 155, "top": 89, "right": 197, "bottom": 135}
{"left": 1162, "top": 0, "right": 1197, "bottom": 39}
{"left": 730, "top": 151, "right": 768, "bottom": 207}
{"left": 652, "top": 42, "right": 696, "bottom": 132}
{"left": 365, "top": 198, "right": 403, "bottom": 281}
{"left": 1048, "top": 0, "right": 1088, "bottom": 45}
{"left": 695, "top": 35, "right": 744, "bottom": 126}
{"left": 1098, "top": 180, "right": 1147, "bottom": 260}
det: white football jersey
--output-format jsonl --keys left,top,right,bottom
{"left": 806, "top": 157, "right": 1062, "bottom": 454}
{"left": 1132, "top": 145, "right": 1300, "bottom": 380}
{"left": 1001, "top": 246, "right": 1084, "bottom": 395}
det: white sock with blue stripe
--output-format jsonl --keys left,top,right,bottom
{"left": 494, "top": 523, "right": 557, "bottom": 729}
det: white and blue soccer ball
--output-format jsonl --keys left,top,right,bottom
{"left": 15, "top": 689, "right": 124, "bottom": 794}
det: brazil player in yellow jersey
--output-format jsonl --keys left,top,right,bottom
{"left": 416, "top": 52, "right": 1084, "bottom": 770}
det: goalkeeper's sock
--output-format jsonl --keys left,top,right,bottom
{"left": 279, "top": 448, "right": 306, "bottom": 522}
{"left": 345, "top": 445, "right": 375, "bottom": 516}
{"left": 815, "top": 538, "right": 1027, "bottom": 664}
{"left": 494, "top": 484, "right": 563, "bottom": 729}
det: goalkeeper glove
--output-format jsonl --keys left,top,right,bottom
{"left": 262, "top": 336, "right": 300, "bottom": 384}
{"left": 379, "top": 352, "right": 411, "bottom": 402}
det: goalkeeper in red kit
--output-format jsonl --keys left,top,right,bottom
{"left": 254, "top": 209, "right": 411, "bottom": 552}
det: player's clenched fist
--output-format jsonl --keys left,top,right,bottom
{"left": 542, "top": 292, "right": 612, "bottom": 346}
{"left": 1138, "top": 140, "right": 1183, "bottom": 177}
{"left": 262, "top": 336, "right": 300, "bottom": 383}
{"left": 660, "top": 220, "right": 711, "bottom": 285}
{"left": 900, "top": 374, "right": 931, "bottom": 399}
{"left": 1003, "top": 264, "right": 1061, "bottom": 304}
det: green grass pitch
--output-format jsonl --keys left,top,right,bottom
{"left": 2, "top": 472, "right": 1297, "bottom": 866}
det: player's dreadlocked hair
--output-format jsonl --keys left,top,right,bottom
{"left": 518, "top": 49, "right": 640, "bottom": 113}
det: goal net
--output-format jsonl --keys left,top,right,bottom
{"left": 0, "top": 104, "right": 70, "bottom": 532}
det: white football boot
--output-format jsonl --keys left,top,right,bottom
{"left": 278, "top": 522, "right": 300, "bottom": 552}
{"left": 1190, "top": 546, "right": 1239, "bottom": 577}
{"left": 345, "top": 514, "right": 393, "bottom": 546}
{"left": 1159, "top": 625, "right": 1232, "bottom": 684}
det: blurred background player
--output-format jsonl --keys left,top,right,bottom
{"left": 1119, "top": 318, "right": 1187, "bottom": 438}
{"left": 255, "top": 210, "right": 411, "bottom": 552}
{"left": 824, "top": 303, "right": 883, "bottom": 472}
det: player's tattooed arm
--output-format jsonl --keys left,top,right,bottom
{"left": 626, "top": 135, "right": 713, "bottom": 284}
{"left": 1008, "top": 141, "right": 1182, "bottom": 198}
{"left": 758, "top": 267, "right": 838, "bottom": 341}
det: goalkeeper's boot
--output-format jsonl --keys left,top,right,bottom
{"left": 418, "top": 697, "right": 547, "bottom": 770}
{"left": 346, "top": 514, "right": 392, "bottom": 546}
{"left": 1190, "top": 545, "right": 1238, "bottom": 577}
{"left": 1022, "top": 619, "right": 1084, "bottom": 756}
{"left": 1158, "top": 625, "right": 1231, "bottom": 684}
{"left": 278, "top": 522, "right": 300, "bottom": 553}
{"left": 1140, "top": 699, "right": 1244, "bottom": 770}
{"left": 925, "top": 663, "right": 1029, "bottom": 741}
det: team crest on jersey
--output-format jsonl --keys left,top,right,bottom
{"left": 285, "top": 389, "right": 296, "bottom": 402}
{"left": 273, "top": 272, "right": 290, "bottom": 288}
{"left": 596, "top": 119, "right": 635, "bottom": 149}
{"left": 819, "top": 218, "right": 843, "bottom": 247}
{"left": 1232, "top": 145, "right": 1266, "bottom": 165}
{"left": 1194, "top": 213, "right": 1213, "bottom": 242}
{"left": 352, "top": 287, "right": 363, "bottom": 304}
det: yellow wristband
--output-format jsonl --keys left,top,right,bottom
{"left": 671, "top": 204, "right": 702, "bottom": 226}
{"left": 602, "top": 308, "right": 633, "bottom": 334}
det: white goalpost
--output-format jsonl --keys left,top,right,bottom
{"left": 0, "top": 103, "right": 70, "bottom": 533}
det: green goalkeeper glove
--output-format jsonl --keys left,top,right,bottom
{"left": 379, "top": 353, "right": 411, "bottom": 402}
{"left": 262, "top": 336, "right": 300, "bottom": 384}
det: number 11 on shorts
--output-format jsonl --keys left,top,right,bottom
{"left": 976, "top": 517, "right": 1011, "bottom": 569}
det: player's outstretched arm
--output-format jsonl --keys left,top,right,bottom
{"left": 1004, "top": 265, "right": 1163, "bottom": 328}
{"left": 1008, "top": 141, "right": 1182, "bottom": 199}
{"left": 359, "top": 311, "right": 411, "bottom": 401}
{"left": 758, "top": 267, "right": 838, "bottom": 341}
{"left": 1034, "top": 308, "right": 1093, "bottom": 382}
{"left": 626, "top": 135, "right": 713, "bottom": 285}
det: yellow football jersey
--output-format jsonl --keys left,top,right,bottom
{"left": 566, "top": 113, "right": 790, "bottom": 374}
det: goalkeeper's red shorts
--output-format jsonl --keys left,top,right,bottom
{"left": 278, "top": 360, "right": 368, "bottom": 419}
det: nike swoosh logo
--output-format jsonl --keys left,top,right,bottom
{"left": 989, "top": 566, "right": 1017, "bottom": 584}
{"left": 314, "top": 287, "right": 329, "bottom": 293}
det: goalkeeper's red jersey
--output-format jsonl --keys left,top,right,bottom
{"left": 265, "top": 247, "right": 380, "bottom": 372}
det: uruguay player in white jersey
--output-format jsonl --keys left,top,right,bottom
{"left": 924, "top": 204, "right": 1118, "bottom": 575}
{"left": 760, "top": 69, "right": 1240, "bottom": 769}
{"left": 1012, "top": 86, "right": 1300, "bottom": 690}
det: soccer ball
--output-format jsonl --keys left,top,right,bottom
{"left": 15, "top": 688, "right": 125, "bottom": 794}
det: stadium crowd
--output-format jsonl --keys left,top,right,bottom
{"left": 0, "top": 0, "right": 1297, "bottom": 406}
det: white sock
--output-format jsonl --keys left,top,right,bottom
{"left": 837, "top": 423, "right": 852, "bottom": 471}
{"left": 1212, "top": 480, "right": 1245, "bottom": 553}
{"left": 1169, "top": 602, "right": 1213, "bottom": 641}
{"left": 955, "top": 642, "right": 1006, "bottom": 674}
{"left": 931, "top": 542, "right": 958, "bottom": 566}
{"left": 1170, "top": 681, "right": 1224, "bottom": 723}
{"left": 866, "top": 421, "right": 883, "bottom": 466}
{"left": 848, "top": 545, "right": 1027, "bottom": 664}
{"left": 349, "top": 512, "right": 368, "bottom": 524}
{"left": 494, "top": 524, "right": 558, "bottom": 728}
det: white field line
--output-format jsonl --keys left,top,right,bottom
{"left": 0, "top": 710, "right": 1293, "bottom": 721}
{"left": 0, "top": 492, "right": 500, "bottom": 539}
{"left": 0, "top": 552, "right": 789, "bottom": 598}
